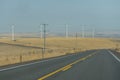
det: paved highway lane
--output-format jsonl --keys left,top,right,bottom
{"left": 43, "top": 50, "right": 120, "bottom": 80}
{"left": 0, "top": 50, "right": 96, "bottom": 80}
{"left": 0, "top": 49, "right": 120, "bottom": 80}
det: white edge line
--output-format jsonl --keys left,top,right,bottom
{"left": 0, "top": 54, "right": 74, "bottom": 72}
{"left": 108, "top": 50, "right": 120, "bottom": 62}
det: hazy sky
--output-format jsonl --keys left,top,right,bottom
{"left": 0, "top": 0, "right": 120, "bottom": 33}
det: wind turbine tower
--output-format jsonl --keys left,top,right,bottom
{"left": 40, "top": 24, "right": 43, "bottom": 38}
{"left": 65, "top": 24, "right": 69, "bottom": 38}
{"left": 11, "top": 25, "right": 15, "bottom": 41}
{"left": 82, "top": 25, "right": 85, "bottom": 38}
{"left": 92, "top": 28, "right": 95, "bottom": 38}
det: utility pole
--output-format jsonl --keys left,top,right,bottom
{"left": 11, "top": 25, "right": 15, "bottom": 41}
{"left": 65, "top": 24, "right": 68, "bottom": 38}
{"left": 75, "top": 32, "right": 78, "bottom": 52}
{"left": 42, "top": 24, "right": 47, "bottom": 59}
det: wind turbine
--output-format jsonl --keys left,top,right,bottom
{"left": 11, "top": 25, "right": 15, "bottom": 41}
{"left": 82, "top": 25, "right": 85, "bottom": 38}
{"left": 40, "top": 24, "right": 43, "bottom": 38}
{"left": 92, "top": 27, "right": 95, "bottom": 38}
{"left": 65, "top": 24, "right": 68, "bottom": 38}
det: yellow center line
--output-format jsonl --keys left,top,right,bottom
{"left": 38, "top": 51, "right": 98, "bottom": 80}
{"left": 38, "top": 67, "right": 62, "bottom": 80}
{"left": 62, "top": 65, "right": 72, "bottom": 71}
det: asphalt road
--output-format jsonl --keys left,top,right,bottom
{"left": 0, "top": 49, "right": 120, "bottom": 80}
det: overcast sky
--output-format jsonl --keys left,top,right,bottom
{"left": 0, "top": 0, "right": 120, "bottom": 33}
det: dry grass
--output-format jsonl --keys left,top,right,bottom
{"left": 0, "top": 37, "right": 117, "bottom": 49}
{"left": 0, "top": 37, "right": 119, "bottom": 66}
